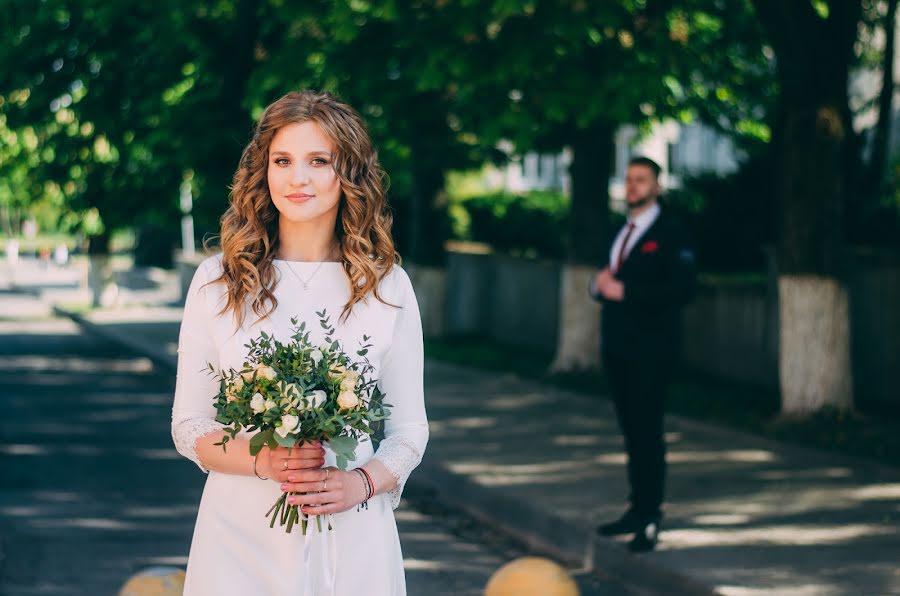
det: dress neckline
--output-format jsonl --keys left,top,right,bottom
{"left": 273, "top": 259, "right": 343, "bottom": 265}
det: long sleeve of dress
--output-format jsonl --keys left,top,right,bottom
{"left": 171, "top": 258, "right": 225, "bottom": 473}
{"left": 372, "top": 268, "right": 429, "bottom": 510}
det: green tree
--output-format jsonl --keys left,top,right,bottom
{"left": 261, "top": 2, "right": 488, "bottom": 266}
{"left": 0, "top": 0, "right": 270, "bottom": 254}
{"left": 414, "top": 0, "right": 771, "bottom": 369}
{"left": 1, "top": 1, "right": 189, "bottom": 250}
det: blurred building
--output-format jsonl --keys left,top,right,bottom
{"left": 480, "top": 120, "right": 741, "bottom": 213}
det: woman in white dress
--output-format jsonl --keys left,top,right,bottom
{"left": 171, "top": 90, "right": 428, "bottom": 595}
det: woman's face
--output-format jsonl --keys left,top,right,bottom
{"left": 267, "top": 121, "right": 342, "bottom": 226}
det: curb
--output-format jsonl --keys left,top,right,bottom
{"left": 54, "top": 304, "right": 720, "bottom": 596}
{"left": 412, "top": 460, "right": 719, "bottom": 596}
{"left": 52, "top": 306, "right": 178, "bottom": 373}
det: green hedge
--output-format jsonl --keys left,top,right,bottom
{"left": 448, "top": 190, "right": 569, "bottom": 259}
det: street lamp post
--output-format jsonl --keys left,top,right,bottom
{"left": 180, "top": 180, "right": 195, "bottom": 259}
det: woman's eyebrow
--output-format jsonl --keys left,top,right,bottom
{"left": 270, "top": 149, "right": 332, "bottom": 157}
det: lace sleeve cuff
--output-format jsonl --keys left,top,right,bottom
{"left": 172, "top": 416, "right": 224, "bottom": 473}
{"left": 373, "top": 435, "right": 424, "bottom": 510}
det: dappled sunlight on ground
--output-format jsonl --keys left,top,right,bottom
{"left": 718, "top": 583, "right": 843, "bottom": 596}
{"left": 0, "top": 355, "right": 154, "bottom": 373}
{"left": 756, "top": 467, "right": 853, "bottom": 480}
{"left": 668, "top": 449, "right": 777, "bottom": 463}
{"left": 664, "top": 523, "right": 895, "bottom": 547}
{"left": 423, "top": 359, "right": 900, "bottom": 595}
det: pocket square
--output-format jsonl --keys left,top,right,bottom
{"left": 640, "top": 241, "right": 659, "bottom": 254}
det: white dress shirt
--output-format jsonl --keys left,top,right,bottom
{"left": 610, "top": 202, "right": 661, "bottom": 273}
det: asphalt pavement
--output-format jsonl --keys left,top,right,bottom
{"left": 0, "top": 291, "right": 627, "bottom": 595}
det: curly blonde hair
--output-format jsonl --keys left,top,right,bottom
{"left": 211, "top": 90, "right": 398, "bottom": 327}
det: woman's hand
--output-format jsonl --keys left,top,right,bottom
{"left": 281, "top": 467, "right": 369, "bottom": 515}
{"left": 257, "top": 440, "right": 325, "bottom": 482}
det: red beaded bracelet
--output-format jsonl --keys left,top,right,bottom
{"left": 359, "top": 467, "right": 375, "bottom": 498}
{"left": 353, "top": 468, "right": 372, "bottom": 510}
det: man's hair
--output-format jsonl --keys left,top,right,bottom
{"left": 628, "top": 156, "right": 662, "bottom": 179}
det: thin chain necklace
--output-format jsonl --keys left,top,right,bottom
{"left": 283, "top": 260, "right": 326, "bottom": 291}
{"left": 279, "top": 245, "right": 340, "bottom": 291}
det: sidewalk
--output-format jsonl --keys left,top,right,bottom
{"left": 14, "top": 262, "right": 900, "bottom": 595}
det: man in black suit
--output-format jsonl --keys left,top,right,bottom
{"left": 590, "top": 156, "right": 696, "bottom": 552}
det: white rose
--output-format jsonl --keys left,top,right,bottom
{"left": 250, "top": 393, "right": 266, "bottom": 413}
{"left": 255, "top": 364, "right": 277, "bottom": 380}
{"left": 340, "top": 371, "right": 360, "bottom": 391}
{"left": 337, "top": 390, "right": 359, "bottom": 410}
{"left": 309, "top": 349, "right": 323, "bottom": 365}
{"left": 264, "top": 398, "right": 277, "bottom": 411}
{"left": 276, "top": 414, "right": 300, "bottom": 438}
{"left": 307, "top": 389, "right": 327, "bottom": 408}
{"left": 240, "top": 367, "right": 255, "bottom": 382}
{"left": 282, "top": 382, "right": 300, "bottom": 398}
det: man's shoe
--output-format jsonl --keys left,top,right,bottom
{"left": 628, "top": 519, "right": 660, "bottom": 552}
{"left": 596, "top": 510, "right": 643, "bottom": 536}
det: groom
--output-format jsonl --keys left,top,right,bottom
{"left": 589, "top": 156, "right": 696, "bottom": 552}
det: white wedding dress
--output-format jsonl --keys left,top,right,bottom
{"left": 171, "top": 255, "right": 428, "bottom": 596}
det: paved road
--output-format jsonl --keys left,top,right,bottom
{"left": 0, "top": 297, "right": 628, "bottom": 595}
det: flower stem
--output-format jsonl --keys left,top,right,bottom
{"left": 269, "top": 494, "right": 285, "bottom": 529}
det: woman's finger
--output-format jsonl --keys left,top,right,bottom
{"left": 301, "top": 503, "right": 339, "bottom": 516}
{"left": 272, "top": 442, "right": 320, "bottom": 457}
{"left": 282, "top": 468, "right": 330, "bottom": 486}
{"left": 288, "top": 447, "right": 325, "bottom": 460}
{"left": 282, "top": 454, "right": 324, "bottom": 468}
{"left": 282, "top": 475, "right": 339, "bottom": 494}
{"left": 279, "top": 480, "right": 331, "bottom": 493}
{"left": 287, "top": 489, "right": 340, "bottom": 506}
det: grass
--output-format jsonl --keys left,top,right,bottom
{"left": 425, "top": 336, "right": 900, "bottom": 468}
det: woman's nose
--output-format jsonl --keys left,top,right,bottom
{"left": 291, "top": 164, "right": 311, "bottom": 185}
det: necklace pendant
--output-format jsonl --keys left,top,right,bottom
{"left": 302, "top": 282, "right": 308, "bottom": 291}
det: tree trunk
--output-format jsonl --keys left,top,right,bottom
{"left": 87, "top": 232, "right": 117, "bottom": 308}
{"left": 868, "top": 0, "right": 898, "bottom": 195}
{"left": 567, "top": 122, "right": 615, "bottom": 266}
{"left": 754, "top": 0, "right": 862, "bottom": 414}
{"left": 778, "top": 275, "right": 853, "bottom": 414}
{"left": 550, "top": 265, "right": 601, "bottom": 371}
{"left": 407, "top": 139, "right": 449, "bottom": 267}
{"left": 550, "top": 122, "right": 615, "bottom": 372}
{"left": 774, "top": 101, "right": 855, "bottom": 414}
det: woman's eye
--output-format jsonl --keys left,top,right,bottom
{"left": 274, "top": 158, "right": 290, "bottom": 166}
{"left": 311, "top": 158, "right": 329, "bottom": 166}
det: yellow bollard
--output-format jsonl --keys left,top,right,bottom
{"left": 484, "top": 556, "right": 580, "bottom": 596}
{"left": 118, "top": 567, "right": 186, "bottom": 596}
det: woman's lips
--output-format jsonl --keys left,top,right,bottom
{"left": 286, "top": 193, "right": 314, "bottom": 204}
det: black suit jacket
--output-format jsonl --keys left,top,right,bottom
{"left": 591, "top": 208, "right": 696, "bottom": 360}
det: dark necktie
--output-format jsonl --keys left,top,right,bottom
{"left": 615, "top": 223, "right": 636, "bottom": 273}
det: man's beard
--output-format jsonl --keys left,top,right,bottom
{"left": 627, "top": 193, "right": 656, "bottom": 211}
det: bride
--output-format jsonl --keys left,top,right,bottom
{"left": 171, "top": 90, "right": 428, "bottom": 595}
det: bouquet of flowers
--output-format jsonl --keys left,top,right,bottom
{"left": 208, "top": 310, "right": 390, "bottom": 534}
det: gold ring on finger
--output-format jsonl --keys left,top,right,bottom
{"left": 323, "top": 480, "right": 327, "bottom": 491}
{"left": 325, "top": 468, "right": 332, "bottom": 480}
